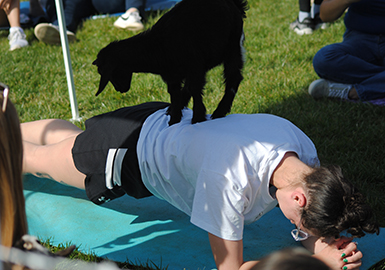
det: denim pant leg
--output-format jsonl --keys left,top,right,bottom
{"left": 45, "top": 0, "right": 95, "bottom": 32}
{"left": 313, "top": 29, "right": 385, "bottom": 101}
{"left": 124, "top": 0, "right": 146, "bottom": 12}
{"left": 92, "top": 0, "right": 146, "bottom": 15}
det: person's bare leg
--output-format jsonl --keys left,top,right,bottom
{"left": 21, "top": 119, "right": 82, "bottom": 145}
{"left": 348, "top": 87, "right": 359, "bottom": 100}
{"left": 22, "top": 119, "right": 86, "bottom": 189}
{"left": 23, "top": 137, "right": 86, "bottom": 189}
{"left": 5, "top": 0, "right": 21, "bottom": 27}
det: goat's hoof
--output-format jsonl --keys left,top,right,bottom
{"left": 168, "top": 117, "right": 182, "bottom": 126}
{"left": 191, "top": 116, "right": 206, "bottom": 124}
{"left": 167, "top": 109, "right": 182, "bottom": 125}
{"left": 211, "top": 110, "right": 227, "bottom": 120}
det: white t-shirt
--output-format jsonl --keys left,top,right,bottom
{"left": 137, "top": 108, "right": 319, "bottom": 241}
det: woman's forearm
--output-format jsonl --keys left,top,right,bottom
{"left": 319, "top": 0, "right": 359, "bottom": 22}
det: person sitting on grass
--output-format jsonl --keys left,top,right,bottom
{"left": 308, "top": 0, "right": 385, "bottom": 102}
{"left": 0, "top": 0, "right": 28, "bottom": 51}
{"left": 0, "top": 82, "right": 28, "bottom": 248}
{"left": 21, "top": 101, "right": 379, "bottom": 270}
{"left": 1, "top": 83, "right": 78, "bottom": 268}
{"left": 34, "top": 0, "right": 147, "bottom": 45}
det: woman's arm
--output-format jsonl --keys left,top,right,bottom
{"left": 208, "top": 233, "right": 260, "bottom": 270}
{"left": 319, "top": 0, "right": 360, "bottom": 22}
{"left": 208, "top": 232, "right": 363, "bottom": 270}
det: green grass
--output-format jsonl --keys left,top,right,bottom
{"left": 1, "top": 0, "right": 384, "bottom": 268}
{"left": 41, "top": 239, "right": 167, "bottom": 269}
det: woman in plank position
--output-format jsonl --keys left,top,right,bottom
{"left": 22, "top": 102, "right": 379, "bottom": 270}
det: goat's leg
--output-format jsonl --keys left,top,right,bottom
{"left": 211, "top": 54, "right": 244, "bottom": 120}
{"left": 166, "top": 82, "right": 184, "bottom": 125}
{"left": 185, "top": 74, "right": 207, "bottom": 124}
{"left": 181, "top": 85, "right": 192, "bottom": 109}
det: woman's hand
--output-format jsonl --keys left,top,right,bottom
{"left": 0, "top": 0, "right": 11, "bottom": 11}
{"left": 313, "top": 237, "right": 362, "bottom": 270}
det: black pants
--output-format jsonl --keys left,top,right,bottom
{"left": 72, "top": 102, "right": 169, "bottom": 205}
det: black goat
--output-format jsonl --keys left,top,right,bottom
{"left": 93, "top": 0, "right": 248, "bottom": 125}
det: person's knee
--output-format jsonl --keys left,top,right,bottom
{"left": 312, "top": 46, "right": 339, "bottom": 78}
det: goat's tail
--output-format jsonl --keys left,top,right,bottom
{"left": 232, "top": 0, "right": 249, "bottom": 18}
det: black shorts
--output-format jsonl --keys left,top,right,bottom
{"left": 72, "top": 102, "right": 170, "bottom": 205}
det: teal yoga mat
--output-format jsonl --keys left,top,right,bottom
{"left": 24, "top": 174, "right": 384, "bottom": 269}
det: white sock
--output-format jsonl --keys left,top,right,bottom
{"left": 311, "top": 4, "right": 321, "bottom": 18}
{"left": 299, "top": 11, "right": 311, "bottom": 22}
{"left": 9, "top": 27, "right": 24, "bottom": 34}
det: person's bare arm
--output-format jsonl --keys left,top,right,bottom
{"left": 319, "top": 0, "right": 361, "bottom": 22}
{"left": 208, "top": 233, "right": 260, "bottom": 270}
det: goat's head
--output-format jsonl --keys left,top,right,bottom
{"left": 93, "top": 42, "right": 133, "bottom": 96}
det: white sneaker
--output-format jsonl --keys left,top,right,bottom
{"left": 34, "top": 23, "right": 76, "bottom": 45}
{"left": 308, "top": 79, "right": 351, "bottom": 100}
{"left": 290, "top": 17, "right": 313, "bottom": 35}
{"left": 113, "top": 10, "right": 144, "bottom": 31}
{"left": 8, "top": 28, "right": 29, "bottom": 51}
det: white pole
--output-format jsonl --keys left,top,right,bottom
{"left": 54, "top": 0, "right": 81, "bottom": 121}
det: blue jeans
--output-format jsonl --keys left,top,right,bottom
{"left": 45, "top": 0, "right": 145, "bottom": 32}
{"left": 45, "top": 0, "right": 95, "bottom": 32}
{"left": 92, "top": 0, "right": 146, "bottom": 14}
{"left": 313, "top": 29, "right": 385, "bottom": 101}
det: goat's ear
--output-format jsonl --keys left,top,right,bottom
{"left": 95, "top": 74, "right": 110, "bottom": 96}
{"left": 110, "top": 71, "right": 133, "bottom": 94}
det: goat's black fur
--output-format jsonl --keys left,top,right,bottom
{"left": 93, "top": 0, "right": 248, "bottom": 125}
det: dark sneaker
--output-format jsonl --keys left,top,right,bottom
{"left": 313, "top": 14, "right": 328, "bottom": 30}
{"left": 290, "top": 17, "right": 313, "bottom": 35}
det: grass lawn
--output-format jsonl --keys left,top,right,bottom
{"left": 1, "top": 0, "right": 384, "bottom": 268}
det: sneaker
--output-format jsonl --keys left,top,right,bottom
{"left": 34, "top": 23, "right": 76, "bottom": 45}
{"left": 308, "top": 79, "right": 351, "bottom": 100}
{"left": 290, "top": 17, "right": 313, "bottom": 35}
{"left": 113, "top": 10, "right": 144, "bottom": 31}
{"left": 8, "top": 28, "right": 29, "bottom": 51}
{"left": 313, "top": 14, "right": 328, "bottom": 30}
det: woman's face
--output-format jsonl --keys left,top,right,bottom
{"left": 275, "top": 188, "right": 301, "bottom": 226}
{"left": 275, "top": 187, "right": 314, "bottom": 237}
